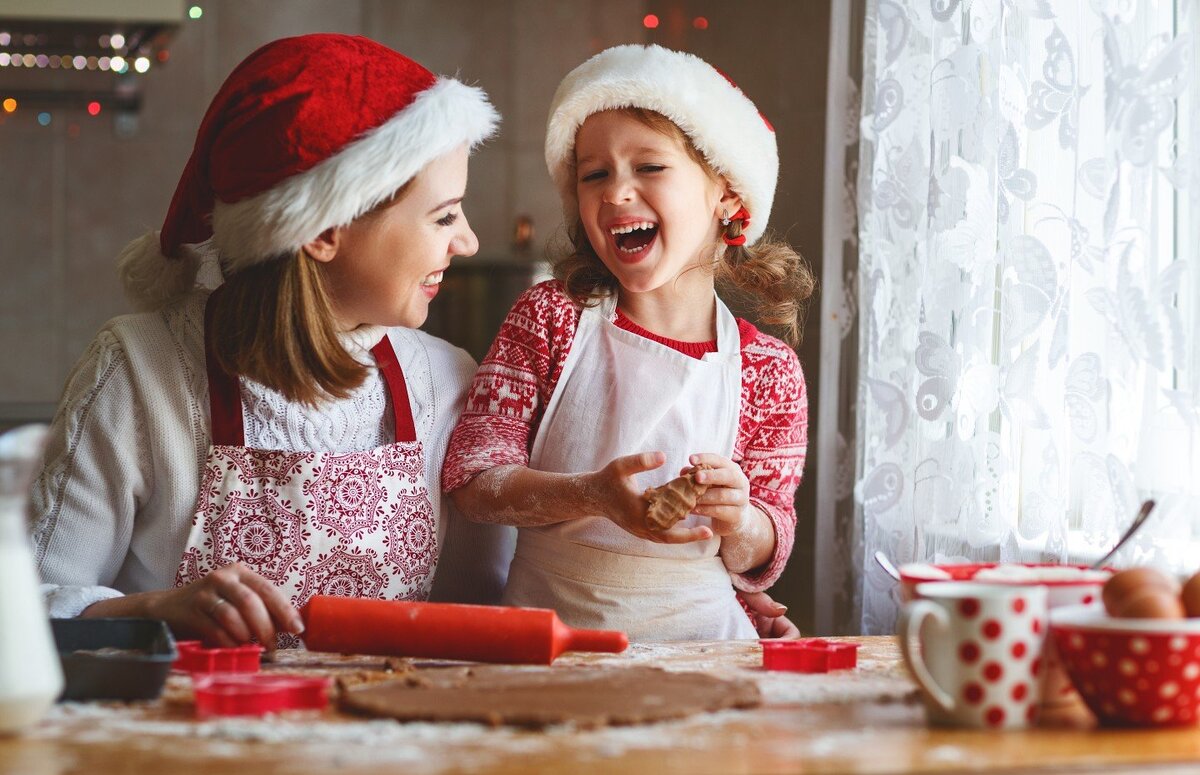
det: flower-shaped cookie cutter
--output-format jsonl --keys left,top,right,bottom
{"left": 192, "top": 673, "right": 331, "bottom": 717}
{"left": 761, "top": 638, "right": 858, "bottom": 673}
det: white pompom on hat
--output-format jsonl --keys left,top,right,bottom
{"left": 544, "top": 44, "right": 777, "bottom": 246}
{"left": 118, "top": 33, "right": 499, "bottom": 311}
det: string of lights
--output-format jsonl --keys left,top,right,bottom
{"left": 0, "top": 4, "right": 198, "bottom": 124}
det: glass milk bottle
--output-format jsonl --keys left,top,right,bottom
{"left": 0, "top": 425, "right": 63, "bottom": 734}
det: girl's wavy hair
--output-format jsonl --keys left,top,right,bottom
{"left": 553, "top": 108, "right": 815, "bottom": 345}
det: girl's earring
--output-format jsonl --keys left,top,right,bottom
{"left": 722, "top": 206, "right": 750, "bottom": 247}
{"left": 720, "top": 208, "right": 731, "bottom": 227}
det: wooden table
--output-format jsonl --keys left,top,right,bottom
{"left": 5, "top": 637, "right": 1200, "bottom": 774}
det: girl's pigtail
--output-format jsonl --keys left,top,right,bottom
{"left": 716, "top": 232, "right": 815, "bottom": 347}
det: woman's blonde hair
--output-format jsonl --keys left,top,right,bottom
{"left": 554, "top": 108, "right": 815, "bottom": 345}
{"left": 208, "top": 251, "right": 366, "bottom": 407}
{"left": 208, "top": 183, "right": 413, "bottom": 406}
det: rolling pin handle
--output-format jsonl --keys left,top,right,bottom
{"left": 557, "top": 621, "right": 629, "bottom": 655}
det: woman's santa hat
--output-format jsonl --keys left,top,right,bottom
{"left": 119, "top": 33, "right": 499, "bottom": 311}
{"left": 544, "top": 44, "right": 776, "bottom": 246}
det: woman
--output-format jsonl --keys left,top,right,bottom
{"left": 31, "top": 33, "right": 504, "bottom": 647}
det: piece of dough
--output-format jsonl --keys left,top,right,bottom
{"left": 643, "top": 464, "right": 714, "bottom": 531}
{"left": 339, "top": 665, "right": 761, "bottom": 729}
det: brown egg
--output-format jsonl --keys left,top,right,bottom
{"left": 1115, "top": 589, "right": 1186, "bottom": 619}
{"left": 1182, "top": 572, "right": 1200, "bottom": 617}
{"left": 1102, "top": 567, "right": 1180, "bottom": 617}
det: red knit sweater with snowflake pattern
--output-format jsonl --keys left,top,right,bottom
{"left": 442, "top": 280, "right": 808, "bottom": 592}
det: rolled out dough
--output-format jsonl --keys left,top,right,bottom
{"left": 339, "top": 665, "right": 761, "bottom": 729}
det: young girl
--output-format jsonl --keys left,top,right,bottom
{"left": 444, "top": 45, "right": 813, "bottom": 640}
{"left": 32, "top": 34, "right": 505, "bottom": 647}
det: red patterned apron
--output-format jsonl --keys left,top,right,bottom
{"left": 176, "top": 292, "right": 438, "bottom": 646}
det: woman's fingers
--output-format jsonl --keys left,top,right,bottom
{"left": 741, "top": 591, "right": 800, "bottom": 639}
{"left": 213, "top": 579, "right": 278, "bottom": 647}
{"left": 761, "top": 615, "right": 801, "bottom": 639}
{"left": 199, "top": 563, "right": 300, "bottom": 647}
{"left": 239, "top": 568, "right": 305, "bottom": 635}
{"left": 741, "top": 590, "right": 788, "bottom": 618}
{"left": 204, "top": 589, "right": 255, "bottom": 645}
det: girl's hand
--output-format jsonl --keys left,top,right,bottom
{"left": 688, "top": 452, "right": 776, "bottom": 572}
{"left": 686, "top": 452, "right": 752, "bottom": 537}
{"left": 81, "top": 563, "right": 304, "bottom": 648}
{"left": 589, "top": 451, "right": 714, "bottom": 544}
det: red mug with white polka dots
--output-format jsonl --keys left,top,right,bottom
{"left": 899, "top": 582, "right": 1048, "bottom": 729}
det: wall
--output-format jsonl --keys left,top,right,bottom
{"left": 0, "top": 0, "right": 830, "bottom": 629}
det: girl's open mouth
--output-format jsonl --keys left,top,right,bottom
{"left": 609, "top": 222, "right": 658, "bottom": 260}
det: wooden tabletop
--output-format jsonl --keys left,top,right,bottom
{"left": 5, "top": 637, "right": 1200, "bottom": 774}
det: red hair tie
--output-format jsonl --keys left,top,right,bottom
{"left": 723, "top": 206, "right": 750, "bottom": 246}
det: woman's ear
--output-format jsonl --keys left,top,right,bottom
{"left": 302, "top": 227, "right": 341, "bottom": 263}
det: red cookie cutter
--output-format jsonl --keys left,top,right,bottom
{"left": 761, "top": 638, "right": 859, "bottom": 673}
{"left": 173, "top": 640, "right": 264, "bottom": 674}
{"left": 192, "top": 673, "right": 331, "bottom": 718}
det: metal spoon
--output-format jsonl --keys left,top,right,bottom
{"left": 1090, "top": 499, "right": 1157, "bottom": 570}
{"left": 874, "top": 550, "right": 901, "bottom": 581}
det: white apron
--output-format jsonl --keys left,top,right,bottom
{"left": 502, "top": 291, "right": 756, "bottom": 640}
{"left": 176, "top": 290, "right": 438, "bottom": 647}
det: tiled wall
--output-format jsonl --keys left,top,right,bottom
{"left": 0, "top": 0, "right": 830, "bottom": 627}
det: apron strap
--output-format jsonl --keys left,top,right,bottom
{"left": 203, "top": 289, "right": 418, "bottom": 446}
{"left": 204, "top": 288, "right": 246, "bottom": 447}
{"left": 370, "top": 335, "right": 417, "bottom": 443}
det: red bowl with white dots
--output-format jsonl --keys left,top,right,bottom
{"left": 1051, "top": 605, "right": 1200, "bottom": 727}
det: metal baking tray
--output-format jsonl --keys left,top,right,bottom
{"left": 51, "top": 618, "right": 177, "bottom": 700}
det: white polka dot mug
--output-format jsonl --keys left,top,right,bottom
{"left": 898, "top": 582, "right": 1048, "bottom": 730}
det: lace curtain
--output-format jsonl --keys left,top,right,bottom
{"left": 817, "top": 0, "right": 1199, "bottom": 635}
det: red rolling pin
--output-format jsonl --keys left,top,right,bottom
{"left": 300, "top": 596, "right": 628, "bottom": 665}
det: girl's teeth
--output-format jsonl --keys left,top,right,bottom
{"left": 609, "top": 221, "right": 656, "bottom": 235}
{"left": 421, "top": 271, "right": 444, "bottom": 286}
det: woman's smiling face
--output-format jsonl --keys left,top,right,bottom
{"left": 574, "top": 110, "right": 726, "bottom": 295}
{"left": 319, "top": 144, "right": 479, "bottom": 329}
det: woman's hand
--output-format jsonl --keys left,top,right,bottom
{"left": 589, "top": 451, "right": 714, "bottom": 544}
{"left": 81, "top": 563, "right": 304, "bottom": 648}
{"left": 741, "top": 590, "right": 801, "bottom": 639}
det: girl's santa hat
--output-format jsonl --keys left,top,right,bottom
{"left": 544, "top": 44, "right": 777, "bottom": 246}
{"left": 119, "top": 33, "right": 499, "bottom": 311}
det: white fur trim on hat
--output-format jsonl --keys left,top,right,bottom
{"left": 545, "top": 45, "right": 777, "bottom": 245}
{"left": 212, "top": 77, "right": 499, "bottom": 271}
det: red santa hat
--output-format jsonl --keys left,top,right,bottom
{"left": 544, "top": 44, "right": 777, "bottom": 246}
{"left": 119, "top": 33, "right": 499, "bottom": 311}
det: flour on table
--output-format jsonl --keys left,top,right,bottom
{"left": 26, "top": 639, "right": 917, "bottom": 769}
